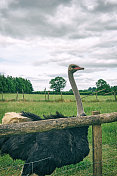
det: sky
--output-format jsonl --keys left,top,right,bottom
{"left": 0, "top": 0, "right": 117, "bottom": 91}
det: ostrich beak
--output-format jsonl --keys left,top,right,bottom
{"left": 74, "top": 67, "right": 84, "bottom": 70}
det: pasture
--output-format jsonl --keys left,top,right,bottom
{"left": 0, "top": 94, "right": 117, "bottom": 175}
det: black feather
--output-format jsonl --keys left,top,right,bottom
{"left": 21, "top": 111, "right": 42, "bottom": 121}
{"left": 43, "top": 111, "right": 67, "bottom": 119}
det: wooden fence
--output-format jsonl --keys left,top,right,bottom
{"left": 1, "top": 91, "right": 117, "bottom": 102}
{"left": 0, "top": 111, "right": 117, "bottom": 176}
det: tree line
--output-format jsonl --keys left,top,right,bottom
{"left": 0, "top": 75, "right": 117, "bottom": 95}
{"left": 0, "top": 75, "right": 33, "bottom": 93}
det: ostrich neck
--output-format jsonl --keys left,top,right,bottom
{"left": 68, "top": 71, "right": 84, "bottom": 117}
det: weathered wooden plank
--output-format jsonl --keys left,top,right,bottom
{"left": 92, "top": 111, "right": 102, "bottom": 176}
{"left": 0, "top": 112, "right": 117, "bottom": 137}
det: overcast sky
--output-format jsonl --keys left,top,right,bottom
{"left": 0, "top": 0, "right": 117, "bottom": 91}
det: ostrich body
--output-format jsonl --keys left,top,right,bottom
{"left": 0, "top": 64, "right": 89, "bottom": 176}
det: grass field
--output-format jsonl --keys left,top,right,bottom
{"left": 0, "top": 94, "right": 117, "bottom": 175}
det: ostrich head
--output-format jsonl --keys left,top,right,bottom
{"left": 68, "top": 64, "right": 84, "bottom": 74}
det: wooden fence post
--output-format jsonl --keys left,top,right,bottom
{"left": 92, "top": 111, "right": 102, "bottom": 176}
{"left": 96, "top": 92, "right": 98, "bottom": 100}
{"left": 114, "top": 91, "right": 117, "bottom": 101}
{"left": 16, "top": 91, "right": 18, "bottom": 101}
{"left": 45, "top": 88, "right": 46, "bottom": 101}
{"left": 48, "top": 91, "right": 49, "bottom": 100}
{"left": 61, "top": 92, "right": 62, "bottom": 101}
{"left": 22, "top": 89, "right": 24, "bottom": 101}
{"left": 2, "top": 92, "right": 4, "bottom": 101}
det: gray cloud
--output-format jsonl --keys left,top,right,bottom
{"left": 26, "top": 76, "right": 49, "bottom": 83}
{"left": 79, "top": 0, "right": 117, "bottom": 13}
{"left": 0, "top": 0, "right": 117, "bottom": 90}
{"left": 94, "top": 1, "right": 117, "bottom": 13}
{"left": 48, "top": 73, "right": 67, "bottom": 79}
{"left": 33, "top": 60, "right": 48, "bottom": 66}
{"left": 0, "top": 0, "right": 117, "bottom": 56}
{"left": 1, "top": 0, "right": 116, "bottom": 39}
{"left": 9, "top": 0, "right": 72, "bottom": 12}
{"left": 0, "top": 0, "right": 72, "bottom": 38}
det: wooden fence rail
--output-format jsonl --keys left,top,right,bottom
{"left": 0, "top": 112, "right": 117, "bottom": 137}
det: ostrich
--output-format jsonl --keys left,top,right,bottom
{"left": 0, "top": 64, "right": 89, "bottom": 176}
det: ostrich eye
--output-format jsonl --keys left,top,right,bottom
{"left": 72, "top": 65, "right": 76, "bottom": 69}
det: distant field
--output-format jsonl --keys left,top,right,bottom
{"left": 0, "top": 93, "right": 116, "bottom": 102}
{"left": 0, "top": 94, "right": 117, "bottom": 175}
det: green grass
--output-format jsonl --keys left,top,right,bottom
{"left": 0, "top": 155, "right": 24, "bottom": 176}
{"left": 0, "top": 93, "right": 116, "bottom": 102}
{"left": 0, "top": 94, "right": 117, "bottom": 175}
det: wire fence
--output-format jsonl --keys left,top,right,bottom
{"left": 0, "top": 92, "right": 116, "bottom": 102}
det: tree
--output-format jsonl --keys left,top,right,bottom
{"left": 88, "top": 87, "right": 96, "bottom": 92}
{"left": 0, "top": 75, "right": 7, "bottom": 93}
{"left": 111, "top": 86, "right": 117, "bottom": 101}
{"left": 96, "top": 79, "right": 111, "bottom": 94}
{"left": 111, "top": 86, "right": 117, "bottom": 92}
{"left": 6, "top": 76, "right": 16, "bottom": 93}
{"left": 0, "top": 75, "right": 33, "bottom": 93}
{"left": 49, "top": 76, "right": 66, "bottom": 92}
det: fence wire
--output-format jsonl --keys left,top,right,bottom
{"left": 0, "top": 143, "right": 116, "bottom": 176}
{"left": 0, "top": 92, "right": 116, "bottom": 102}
